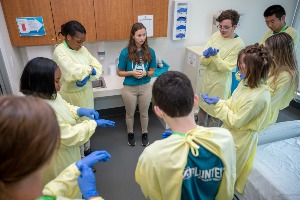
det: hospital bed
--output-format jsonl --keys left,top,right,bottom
{"left": 234, "top": 120, "right": 300, "bottom": 200}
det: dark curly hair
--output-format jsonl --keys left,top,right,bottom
{"left": 216, "top": 9, "right": 240, "bottom": 25}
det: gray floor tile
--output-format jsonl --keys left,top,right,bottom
{"left": 91, "top": 110, "right": 165, "bottom": 200}
{"left": 91, "top": 105, "right": 300, "bottom": 200}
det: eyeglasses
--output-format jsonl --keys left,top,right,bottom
{"left": 217, "top": 25, "right": 232, "bottom": 30}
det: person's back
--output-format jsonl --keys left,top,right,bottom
{"left": 260, "top": 5, "right": 299, "bottom": 50}
{"left": 265, "top": 33, "right": 299, "bottom": 124}
{"left": 135, "top": 71, "right": 236, "bottom": 200}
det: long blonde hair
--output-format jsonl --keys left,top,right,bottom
{"left": 265, "top": 32, "right": 299, "bottom": 92}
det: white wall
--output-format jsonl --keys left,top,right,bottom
{"left": 0, "top": 3, "right": 24, "bottom": 94}
{"left": 293, "top": 1, "right": 300, "bottom": 66}
{"left": 0, "top": 0, "right": 298, "bottom": 95}
{"left": 292, "top": 0, "right": 300, "bottom": 100}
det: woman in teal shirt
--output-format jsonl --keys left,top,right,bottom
{"left": 117, "top": 22, "right": 156, "bottom": 147}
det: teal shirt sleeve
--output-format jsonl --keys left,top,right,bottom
{"left": 149, "top": 48, "right": 157, "bottom": 69}
{"left": 118, "top": 48, "right": 128, "bottom": 70}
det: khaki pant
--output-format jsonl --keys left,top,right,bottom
{"left": 197, "top": 107, "right": 221, "bottom": 127}
{"left": 122, "top": 83, "right": 152, "bottom": 133}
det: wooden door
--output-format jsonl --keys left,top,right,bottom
{"left": 94, "top": 0, "right": 133, "bottom": 41}
{"left": 1, "top": 0, "right": 56, "bottom": 46}
{"left": 133, "top": 0, "right": 169, "bottom": 38}
{"left": 50, "top": 0, "right": 97, "bottom": 43}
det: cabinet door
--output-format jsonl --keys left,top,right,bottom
{"left": 1, "top": 0, "right": 56, "bottom": 46}
{"left": 94, "top": 0, "right": 133, "bottom": 41}
{"left": 50, "top": 0, "right": 96, "bottom": 43}
{"left": 133, "top": 0, "right": 168, "bottom": 38}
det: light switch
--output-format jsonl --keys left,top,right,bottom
{"left": 187, "top": 51, "right": 197, "bottom": 67}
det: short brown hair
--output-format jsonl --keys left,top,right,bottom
{"left": 217, "top": 9, "right": 240, "bottom": 25}
{"left": 152, "top": 71, "right": 194, "bottom": 117}
{"left": 0, "top": 96, "right": 60, "bottom": 199}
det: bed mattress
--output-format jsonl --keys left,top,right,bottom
{"left": 234, "top": 136, "right": 300, "bottom": 200}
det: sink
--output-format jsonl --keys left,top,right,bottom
{"left": 92, "top": 77, "right": 106, "bottom": 88}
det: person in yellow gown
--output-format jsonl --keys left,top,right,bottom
{"left": 20, "top": 57, "right": 115, "bottom": 198}
{"left": 265, "top": 32, "right": 299, "bottom": 124}
{"left": 53, "top": 20, "right": 103, "bottom": 157}
{"left": 198, "top": 9, "right": 245, "bottom": 127}
{"left": 136, "top": 71, "right": 236, "bottom": 200}
{"left": 201, "top": 43, "right": 273, "bottom": 194}
{"left": 0, "top": 96, "right": 108, "bottom": 200}
{"left": 260, "top": 5, "right": 299, "bottom": 51}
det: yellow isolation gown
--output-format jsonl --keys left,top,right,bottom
{"left": 43, "top": 163, "right": 104, "bottom": 200}
{"left": 267, "top": 71, "right": 297, "bottom": 124}
{"left": 42, "top": 94, "right": 97, "bottom": 198}
{"left": 214, "top": 81, "right": 271, "bottom": 194}
{"left": 135, "top": 126, "right": 236, "bottom": 200}
{"left": 53, "top": 41, "right": 102, "bottom": 108}
{"left": 260, "top": 26, "right": 299, "bottom": 51}
{"left": 199, "top": 31, "right": 245, "bottom": 117}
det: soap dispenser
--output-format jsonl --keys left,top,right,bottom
{"left": 108, "top": 56, "right": 118, "bottom": 76}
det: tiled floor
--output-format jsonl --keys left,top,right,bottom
{"left": 91, "top": 105, "right": 300, "bottom": 200}
{"left": 91, "top": 110, "right": 165, "bottom": 200}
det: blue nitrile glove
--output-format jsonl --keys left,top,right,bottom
{"left": 77, "top": 108, "right": 100, "bottom": 120}
{"left": 240, "top": 73, "right": 245, "bottom": 80}
{"left": 91, "top": 66, "right": 96, "bottom": 76}
{"left": 162, "top": 129, "right": 172, "bottom": 139}
{"left": 76, "top": 75, "right": 90, "bottom": 87}
{"left": 76, "top": 150, "right": 111, "bottom": 168}
{"left": 201, "top": 94, "right": 209, "bottom": 99}
{"left": 203, "top": 47, "right": 213, "bottom": 58}
{"left": 210, "top": 48, "right": 219, "bottom": 56}
{"left": 201, "top": 94, "right": 220, "bottom": 105}
{"left": 95, "top": 119, "right": 115, "bottom": 127}
{"left": 77, "top": 164, "right": 99, "bottom": 200}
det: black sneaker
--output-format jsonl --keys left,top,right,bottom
{"left": 141, "top": 133, "right": 149, "bottom": 146}
{"left": 128, "top": 133, "right": 136, "bottom": 146}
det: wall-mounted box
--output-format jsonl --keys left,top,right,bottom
{"left": 171, "top": 0, "right": 190, "bottom": 40}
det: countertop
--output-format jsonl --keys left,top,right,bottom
{"left": 93, "top": 75, "right": 156, "bottom": 98}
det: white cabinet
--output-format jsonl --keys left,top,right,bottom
{"left": 184, "top": 46, "right": 205, "bottom": 97}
